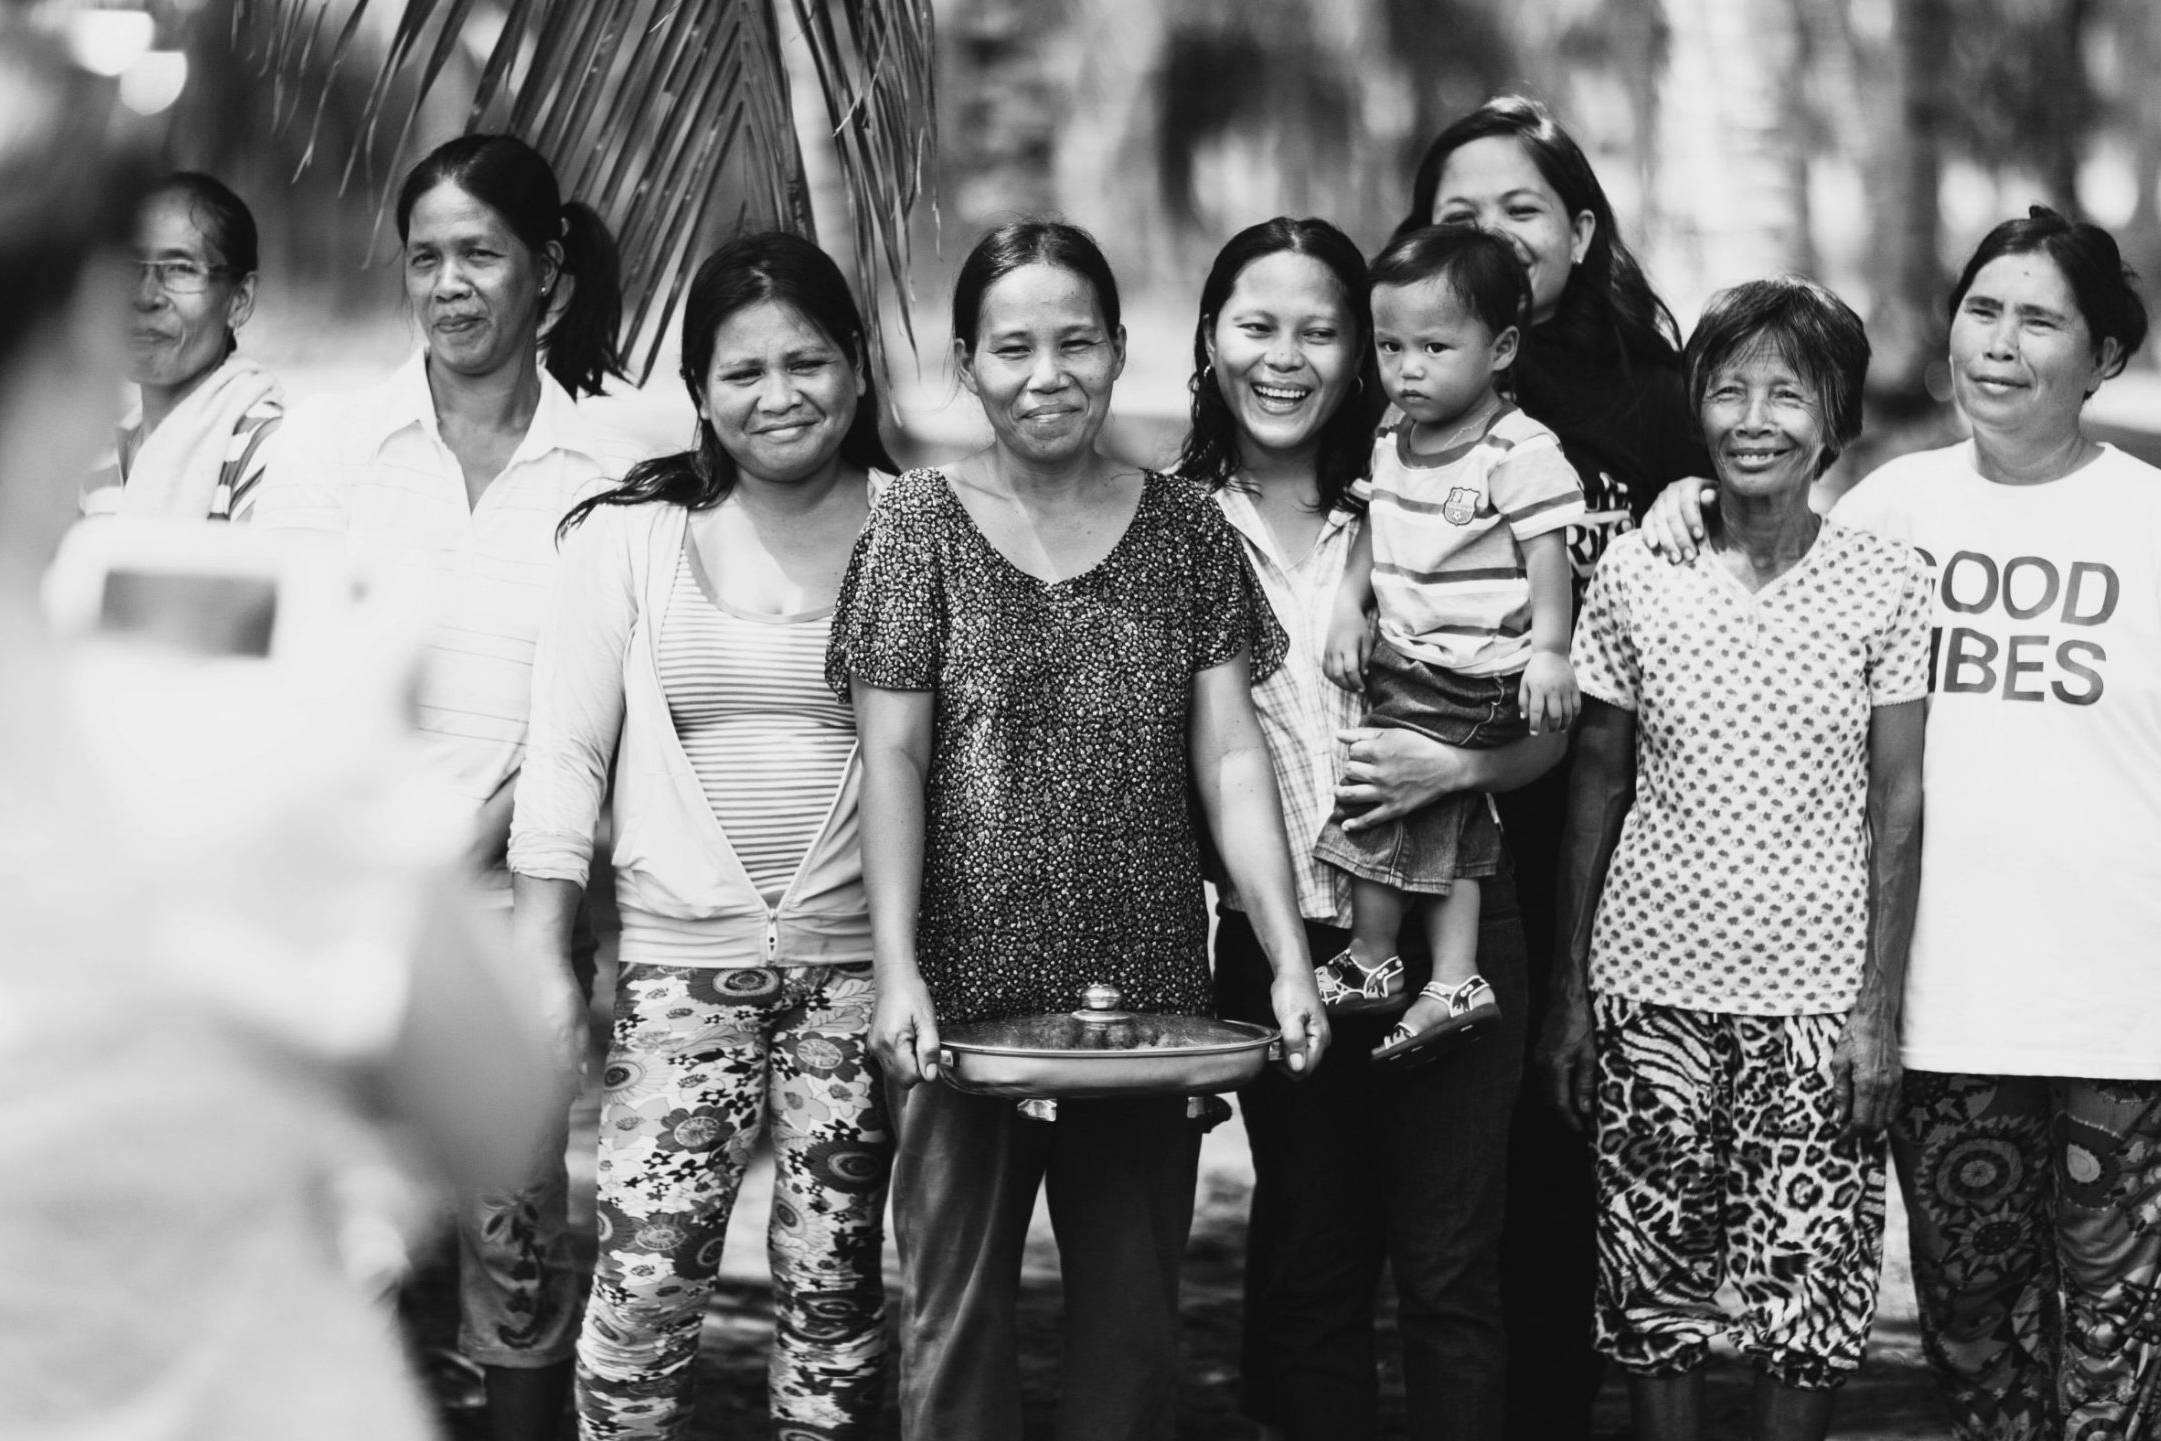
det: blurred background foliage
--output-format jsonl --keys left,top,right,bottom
{"left": 140, "top": 0, "right": 2161, "bottom": 432}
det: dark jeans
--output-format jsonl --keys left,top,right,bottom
{"left": 1214, "top": 870, "right": 1527, "bottom": 1441}
{"left": 885, "top": 1076, "right": 1201, "bottom": 1440}
{"left": 1494, "top": 766, "right": 1603, "bottom": 1440}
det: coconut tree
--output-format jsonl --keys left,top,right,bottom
{"left": 219, "top": 0, "right": 937, "bottom": 379}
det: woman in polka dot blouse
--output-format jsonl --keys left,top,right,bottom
{"left": 1542, "top": 277, "right": 1931, "bottom": 1441}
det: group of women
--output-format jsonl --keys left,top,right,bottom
{"left": 73, "top": 68, "right": 2161, "bottom": 1441}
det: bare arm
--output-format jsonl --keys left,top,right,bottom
{"left": 1322, "top": 521, "right": 1377, "bottom": 692}
{"left": 1517, "top": 529, "right": 1581, "bottom": 736}
{"left": 1538, "top": 697, "right": 1637, "bottom": 1128}
{"left": 1833, "top": 699, "right": 1925, "bottom": 1139}
{"left": 1191, "top": 653, "right": 1329, "bottom": 1076}
{"left": 1333, "top": 726, "right": 1567, "bottom": 833}
{"left": 851, "top": 680, "right": 943, "bottom": 1087}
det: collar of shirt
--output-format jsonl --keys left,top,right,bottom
{"left": 1211, "top": 481, "right": 1357, "bottom": 580}
{"left": 360, "top": 349, "right": 613, "bottom": 474}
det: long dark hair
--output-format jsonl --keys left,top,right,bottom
{"left": 1401, "top": 95, "right": 1682, "bottom": 367}
{"left": 396, "top": 134, "right": 625, "bottom": 398}
{"left": 559, "top": 232, "right": 894, "bottom": 539}
{"left": 1174, "top": 216, "right": 1377, "bottom": 515}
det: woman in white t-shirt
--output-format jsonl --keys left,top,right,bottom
{"left": 1645, "top": 210, "right": 2161, "bottom": 1441}
{"left": 1546, "top": 277, "right": 1931, "bottom": 1441}
{"left": 510, "top": 232, "right": 897, "bottom": 1441}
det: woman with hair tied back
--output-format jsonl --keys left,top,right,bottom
{"left": 85, "top": 171, "right": 282, "bottom": 520}
{"left": 512, "top": 231, "right": 898, "bottom": 1440}
{"left": 252, "top": 132, "right": 646, "bottom": 1441}
{"left": 1646, "top": 208, "right": 2161, "bottom": 1441}
{"left": 831, "top": 218, "right": 1327, "bottom": 1439}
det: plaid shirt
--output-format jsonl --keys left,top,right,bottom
{"left": 1212, "top": 483, "right": 1362, "bottom": 928}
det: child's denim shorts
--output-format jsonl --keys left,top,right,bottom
{"left": 1313, "top": 638, "right": 1526, "bottom": 895}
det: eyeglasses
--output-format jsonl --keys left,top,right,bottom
{"left": 133, "top": 259, "right": 237, "bottom": 295}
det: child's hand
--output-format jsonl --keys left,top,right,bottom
{"left": 1519, "top": 652, "right": 1580, "bottom": 736}
{"left": 1323, "top": 606, "right": 1373, "bottom": 692}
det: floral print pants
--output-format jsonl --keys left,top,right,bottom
{"left": 1893, "top": 1071, "right": 2161, "bottom": 1441}
{"left": 576, "top": 962, "right": 892, "bottom": 1441}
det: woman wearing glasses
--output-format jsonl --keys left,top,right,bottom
{"left": 84, "top": 172, "right": 282, "bottom": 521}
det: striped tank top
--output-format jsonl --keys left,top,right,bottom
{"left": 657, "top": 541, "right": 856, "bottom": 904}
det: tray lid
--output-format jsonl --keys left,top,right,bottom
{"left": 941, "top": 982, "right": 1274, "bottom": 1054}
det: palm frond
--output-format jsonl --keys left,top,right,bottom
{"left": 228, "top": 0, "right": 936, "bottom": 384}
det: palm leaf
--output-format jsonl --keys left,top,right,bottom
{"left": 229, "top": 0, "right": 936, "bottom": 384}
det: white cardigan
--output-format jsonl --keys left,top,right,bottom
{"left": 509, "top": 500, "right": 871, "bottom": 968}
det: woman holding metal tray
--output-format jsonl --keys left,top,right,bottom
{"left": 828, "top": 218, "right": 1329, "bottom": 1439}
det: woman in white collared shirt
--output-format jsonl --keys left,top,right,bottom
{"left": 511, "top": 232, "right": 898, "bottom": 1441}
{"left": 251, "top": 132, "right": 639, "bottom": 1441}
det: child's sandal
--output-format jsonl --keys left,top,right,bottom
{"left": 1371, "top": 976, "right": 1500, "bottom": 1070}
{"left": 1314, "top": 949, "right": 1408, "bottom": 1016}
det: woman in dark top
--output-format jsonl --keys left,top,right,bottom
{"left": 829, "top": 220, "right": 1327, "bottom": 1440}
{"left": 1396, "top": 94, "right": 1710, "bottom": 1441}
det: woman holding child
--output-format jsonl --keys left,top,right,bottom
{"left": 1187, "top": 216, "right": 1564, "bottom": 1441}
{"left": 832, "top": 219, "right": 1326, "bottom": 1439}
{"left": 1547, "top": 277, "right": 1930, "bottom": 1441}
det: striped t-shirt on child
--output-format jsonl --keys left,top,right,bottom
{"left": 1357, "top": 405, "right": 1588, "bottom": 677}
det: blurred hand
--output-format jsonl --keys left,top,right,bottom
{"left": 1638, "top": 478, "right": 1718, "bottom": 564}
{"left": 1519, "top": 652, "right": 1580, "bottom": 737}
{"left": 871, "top": 972, "right": 942, "bottom": 1088}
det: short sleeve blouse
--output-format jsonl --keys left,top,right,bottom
{"left": 1570, "top": 523, "right": 1932, "bottom": 1015}
{"left": 827, "top": 467, "right": 1285, "bottom": 1025}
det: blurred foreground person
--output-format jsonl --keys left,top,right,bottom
{"left": 0, "top": 26, "right": 561, "bottom": 1441}
{"left": 83, "top": 171, "right": 282, "bottom": 520}
{"left": 253, "top": 133, "right": 644, "bottom": 1441}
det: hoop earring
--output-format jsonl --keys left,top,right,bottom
{"left": 1200, "top": 362, "right": 1215, "bottom": 385}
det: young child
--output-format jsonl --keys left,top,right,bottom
{"left": 1315, "top": 225, "right": 1585, "bottom": 1066}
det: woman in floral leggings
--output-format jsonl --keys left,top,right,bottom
{"left": 510, "top": 233, "right": 898, "bottom": 1439}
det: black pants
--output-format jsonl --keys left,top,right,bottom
{"left": 1215, "top": 874, "right": 1526, "bottom": 1441}
{"left": 1494, "top": 765, "right": 1603, "bottom": 1439}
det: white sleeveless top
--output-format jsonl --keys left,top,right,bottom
{"left": 656, "top": 542, "right": 856, "bottom": 906}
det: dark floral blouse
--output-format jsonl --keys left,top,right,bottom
{"left": 827, "top": 467, "right": 1286, "bottom": 1026}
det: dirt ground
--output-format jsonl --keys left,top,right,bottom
{"left": 408, "top": 949, "right": 1954, "bottom": 1441}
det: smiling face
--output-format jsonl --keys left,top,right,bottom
{"left": 1371, "top": 278, "right": 1515, "bottom": 437}
{"left": 1949, "top": 252, "right": 2119, "bottom": 438}
{"left": 126, "top": 191, "right": 254, "bottom": 396}
{"left": 1205, "top": 249, "right": 1358, "bottom": 470}
{"left": 402, "top": 182, "right": 558, "bottom": 382}
{"left": 1430, "top": 135, "right": 1593, "bottom": 327}
{"left": 1700, "top": 340, "right": 1826, "bottom": 502}
{"left": 958, "top": 261, "right": 1125, "bottom": 468}
{"left": 698, "top": 299, "right": 865, "bottom": 487}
